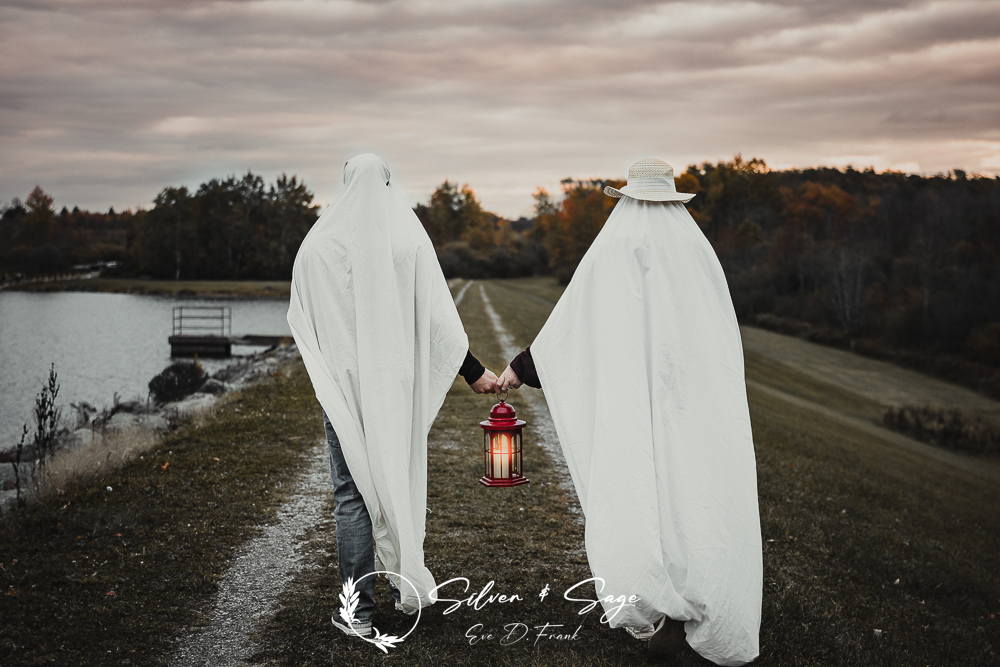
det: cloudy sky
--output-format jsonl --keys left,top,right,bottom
{"left": 2, "top": 0, "right": 998, "bottom": 218}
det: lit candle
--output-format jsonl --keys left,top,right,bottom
{"left": 493, "top": 433, "right": 510, "bottom": 479}
{"left": 501, "top": 433, "right": 509, "bottom": 478}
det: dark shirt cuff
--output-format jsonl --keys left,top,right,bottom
{"left": 510, "top": 347, "right": 541, "bottom": 389}
{"left": 459, "top": 349, "right": 486, "bottom": 385}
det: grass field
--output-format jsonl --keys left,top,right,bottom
{"left": 250, "top": 278, "right": 1000, "bottom": 666}
{"left": 2, "top": 277, "right": 998, "bottom": 665}
{"left": 0, "top": 362, "right": 321, "bottom": 664}
{"left": 4, "top": 278, "right": 291, "bottom": 298}
{"left": 742, "top": 326, "right": 1000, "bottom": 424}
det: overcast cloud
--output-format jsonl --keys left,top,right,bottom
{"left": 1, "top": 0, "right": 998, "bottom": 217}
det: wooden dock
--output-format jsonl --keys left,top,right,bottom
{"left": 168, "top": 334, "right": 288, "bottom": 358}
{"left": 169, "top": 306, "right": 286, "bottom": 358}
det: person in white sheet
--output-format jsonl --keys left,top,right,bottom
{"left": 287, "top": 154, "right": 497, "bottom": 637}
{"left": 498, "top": 159, "right": 762, "bottom": 664}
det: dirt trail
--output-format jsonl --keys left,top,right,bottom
{"left": 168, "top": 442, "right": 332, "bottom": 666}
{"left": 453, "top": 279, "right": 474, "bottom": 306}
{"left": 165, "top": 278, "right": 500, "bottom": 665}
{"left": 478, "top": 284, "right": 580, "bottom": 515}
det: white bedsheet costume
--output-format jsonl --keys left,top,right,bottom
{"left": 531, "top": 167, "right": 762, "bottom": 665}
{"left": 287, "top": 154, "right": 468, "bottom": 612}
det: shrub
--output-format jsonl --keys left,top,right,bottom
{"left": 3, "top": 364, "right": 60, "bottom": 511}
{"left": 437, "top": 241, "right": 487, "bottom": 279}
{"left": 883, "top": 405, "right": 1000, "bottom": 455}
{"left": 149, "top": 361, "right": 207, "bottom": 404}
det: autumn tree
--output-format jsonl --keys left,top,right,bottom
{"left": 19, "top": 186, "right": 56, "bottom": 247}
{"left": 685, "top": 155, "right": 779, "bottom": 240}
{"left": 535, "top": 179, "right": 621, "bottom": 284}
{"left": 416, "top": 181, "right": 487, "bottom": 247}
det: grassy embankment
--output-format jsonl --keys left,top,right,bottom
{"left": 2, "top": 277, "right": 998, "bottom": 666}
{"left": 4, "top": 278, "right": 291, "bottom": 298}
{"left": 0, "top": 358, "right": 321, "bottom": 665}
{"left": 251, "top": 277, "right": 1000, "bottom": 666}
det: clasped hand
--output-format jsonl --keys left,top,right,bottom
{"left": 469, "top": 366, "right": 522, "bottom": 394}
{"left": 469, "top": 368, "right": 498, "bottom": 394}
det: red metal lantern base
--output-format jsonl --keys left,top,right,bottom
{"left": 479, "top": 475, "right": 529, "bottom": 487}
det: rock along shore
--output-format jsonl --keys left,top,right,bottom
{"left": 0, "top": 344, "right": 301, "bottom": 511}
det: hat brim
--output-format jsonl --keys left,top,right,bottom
{"left": 604, "top": 185, "right": 695, "bottom": 203}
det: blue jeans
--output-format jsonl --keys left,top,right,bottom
{"left": 324, "top": 413, "right": 376, "bottom": 623}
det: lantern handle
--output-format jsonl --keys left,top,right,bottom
{"left": 496, "top": 389, "right": 508, "bottom": 402}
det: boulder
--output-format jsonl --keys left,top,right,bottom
{"left": 105, "top": 412, "right": 170, "bottom": 432}
{"left": 115, "top": 400, "right": 147, "bottom": 414}
{"left": 141, "top": 414, "right": 170, "bottom": 431}
{"left": 106, "top": 413, "right": 142, "bottom": 431}
{"left": 198, "top": 378, "right": 232, "bottom": 396}
{"left": 167, "top": 393, "right": 218, "bottom": 419}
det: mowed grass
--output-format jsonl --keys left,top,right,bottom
{"left": 249, "top": 280, "right": 648, "bottom": 666}
{"left": 741, "top": 325, "right": 1000, "bottom": 424}
{"left": 5, "top": 278, "right": 291, "bottom": 298}
{"left": 744, "top": 351, "right": 884, "bottom": 422}
{"left": 0, "top": 360, "right": 322, "bottom": 665}
{"left": 751, "top": 388, "right": 1000, "bottom": 665}
{"left": 252, "top": 277, "right": 1000, "bottom": 666}
{"left": 3, "top": 276, "right": 997, "bottom": 666}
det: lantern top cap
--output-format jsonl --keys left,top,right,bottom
{"left": 489, "top": 398, "right": 517, "bottom": 422}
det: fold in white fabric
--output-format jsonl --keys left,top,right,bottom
{"left": 287, "top": 154, "right": 468, "bottom": 613}
{"left": 531, "top": 197, "right": 762, "bottom": 666}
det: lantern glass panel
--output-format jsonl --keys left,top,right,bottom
{"left": 513, "top": 432, "right": 521, "bottom": 476}
{"left": 484, "top": 431, "right": 490, "bottom": 477}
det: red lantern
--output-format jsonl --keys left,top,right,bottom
{"left": 479, "top": 395, "right": 528, "bottom": 487}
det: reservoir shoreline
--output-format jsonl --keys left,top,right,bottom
{"left": 0, "top": 290, "right": 293, "bottom": 449}
{"left": 2, "top": 277, "right": 292, "bottom": 299}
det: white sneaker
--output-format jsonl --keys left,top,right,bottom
{"left": 625, "top": 623, "right": 658, "bottom": 641}
{"left": 395, "top": 601, "right": 418, "bottom": 617}
{"left": 331, "top": 615, "right": 373, "bottom": 637}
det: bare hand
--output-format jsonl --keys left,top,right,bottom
{"left": 498, "top": 365, "right": 522, "bottom": 392}
{"left": 470, "top": 368, "right": 499, "bottom": 394}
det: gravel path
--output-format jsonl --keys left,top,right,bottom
{"left": 167, "top": 280, "right": 575, "bottom": 665}
{"left": 453, "top": 279, "right": 474, "bottom": 306}
{"left": 168, "top": 441, "right": 332, "bottom": 666}
{"left": 478, "top": 283, "right": 580, "bottom": 514}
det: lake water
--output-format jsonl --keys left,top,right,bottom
{"left": 0, "top": 291, "right": 292, "bottom": 449}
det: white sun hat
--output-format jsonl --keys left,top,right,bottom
{"left": 604, "top": 158, "right": 695, "bottom": 203}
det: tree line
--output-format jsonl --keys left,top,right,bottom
{"left": 684, "top": 157, "right": 1000, "bottom": 395}
{"left": 3, "top": 160, "right": 999, "bottom": 394}
{"left": 1, "top": 187, "right": 132, "bottom": 279}
{"left": 409, "top": 159, "right": 1000, "bottom": 394}
{"left": 1, "top": 174, "right": 318, "bottom": 282}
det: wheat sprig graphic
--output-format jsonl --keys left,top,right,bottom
{"left": 336, "top": 571, "right": 420, "bottom": 652}
{"left": 339, "top": 576, "right": 360, "bottom": 626}
{"left": 370, "top": 627, "right": 404, "bottom": 653}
